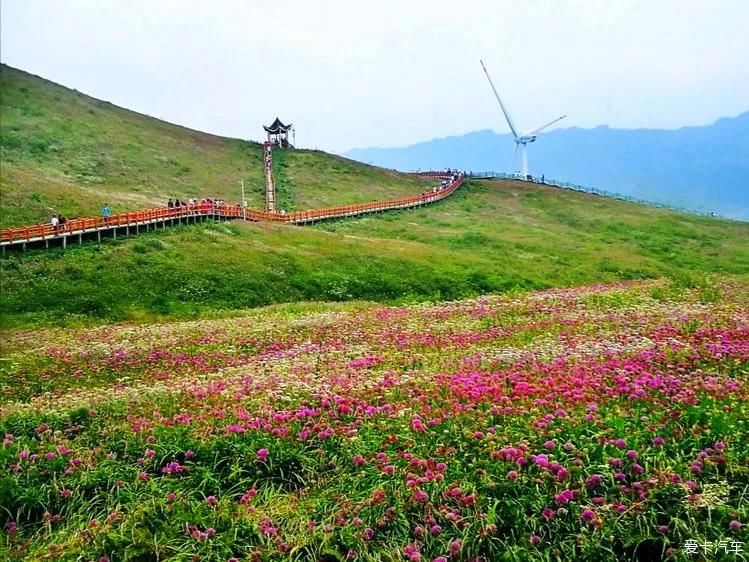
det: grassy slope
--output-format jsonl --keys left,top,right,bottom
{"left": 1, "top": 64, "right": 747, "bottom": 327}
{"left": 2, "top": 179, "right": 747, "bottom": 327}
{"left": 0, "top": 64, "right": 426, "bottom": 227}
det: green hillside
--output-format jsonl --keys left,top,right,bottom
{"left": 0, "top": 64, "right": 427, "bottom": 228}
{"left": 1, "top": 64, "right": 748, "bottom": 328}
{"left": 2, "top": 178, "right": 747, "bottom": 327}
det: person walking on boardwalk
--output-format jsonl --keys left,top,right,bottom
{"left": 51, "top": 214, "right": 59, "bottom": 234}
{"left": 101, "top": 204, "right": 111, "bottom": 225}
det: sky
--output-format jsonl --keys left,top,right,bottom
{"left": 1, "top": 0, "right": 748, "bottom": 154}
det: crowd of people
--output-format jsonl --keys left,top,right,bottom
{"left": 167, "top": 198, "right": 228, "bottom": 209}
{"left": 421, "top": 171, "right": 463, "bottom": 198}
{"left": 46, "top": 173, "right": 463, "bottom": 235}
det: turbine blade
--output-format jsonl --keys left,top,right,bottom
{"left": 480, "top": 59, "right": 520, "bottom": 139}
{"left": 524, "top": 115, "right": 567, "bottom": 137}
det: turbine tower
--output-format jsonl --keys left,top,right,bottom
{"left": 480, "top": 59, "right": 566, "bottom": 179}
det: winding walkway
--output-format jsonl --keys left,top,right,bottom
{"left": 0, "top": 171, "right": 463, "bottom": 251}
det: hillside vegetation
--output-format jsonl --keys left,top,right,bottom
{"left": 1, "top": 64, "right": 748, "bottom": 328}
{"left": 2, "top": 178, "right": 747, "bottom": 327}
{"left": 0, "top": 64, "right": 426, "bottom": 228}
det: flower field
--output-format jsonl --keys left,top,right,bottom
{"left": 1, "top": 279, "right": 747, "bottom": 561}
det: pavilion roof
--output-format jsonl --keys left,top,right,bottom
{"left": 263, "top": 117, "right": 293, "bottom": 133}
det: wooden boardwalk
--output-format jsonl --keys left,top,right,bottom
{"left": 0, "top": 172, "right": 463, "bottom": 251}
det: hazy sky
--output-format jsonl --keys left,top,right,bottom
{"left": 2, "top": 0, "right": 748, "bottom": 153}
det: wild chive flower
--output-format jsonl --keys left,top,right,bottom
{"left": 586, "top": 474, "right": 603, "bottom": 488}
{"left": 555, "top": 490, "right": 574, "bottom": 505}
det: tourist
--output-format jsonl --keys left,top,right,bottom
{"left": 51, "top": 214, "right": 59, "bottom": 233}
{"left": 58, "top": 215, "right": 67, "bottom": 231}
{"left": 168, "top": 198, "right": 174, "bottom": 208}
{"left": 101, "top": 204, "right": 111, "bottom": 224}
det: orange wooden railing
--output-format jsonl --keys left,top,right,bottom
{"left": 0, "top": 172, "right": 463, "bottom": 245}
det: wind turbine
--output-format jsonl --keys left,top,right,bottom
{"left": 480, "top": 59, "right": 566, "bottom": 179}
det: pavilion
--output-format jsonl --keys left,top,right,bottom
{"left": 263, "top": 117, "right": 294, "bottom": 148}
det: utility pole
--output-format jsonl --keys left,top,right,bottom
{"left": 240, "top": 179, "right": 246, "bottom": 220}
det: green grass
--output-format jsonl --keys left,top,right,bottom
{"left": 0, "top": 64, "right": 427, "bottom": 228}
{"left": 1, "top": 64, "right": 747, "bottom": 328}
{"left": 2, "top": 180, "right": 747, "bottom": 328}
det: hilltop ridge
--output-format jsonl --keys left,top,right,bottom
{"left": 0, "top": 64, "right": 428, "bottom": 228}
{"left": 1, "top": 64, "right": 748, "bottom": 327}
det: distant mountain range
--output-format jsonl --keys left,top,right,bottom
{"left": 345, "top": 112, "right": 749, "bottom": 220}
